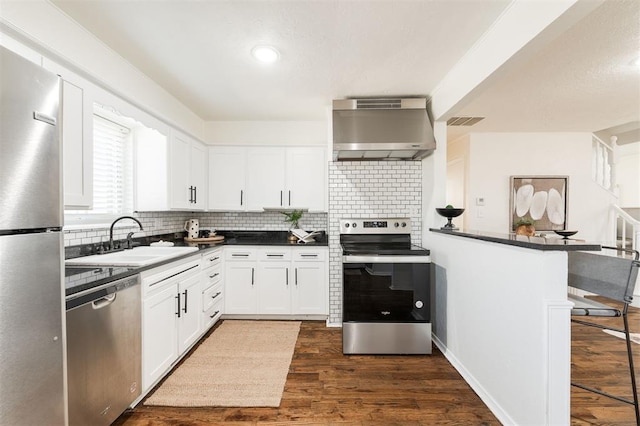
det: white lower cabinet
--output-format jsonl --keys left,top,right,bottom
{"left": 224, "top": 246, "right": 327, "bottom": 316}
{"left": 292, "top": 250, "right": 327, "bottom": 315}
{"left": 224, "top": 248, "right": 257, "bottom": 314}
{"left": 258, "top": 249, "right": 291, "bottom": 314}
{"left": 141, "top": 257, "right": 201, "bottom": 392}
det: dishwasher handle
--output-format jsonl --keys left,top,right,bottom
{"left": 92, "top": 294, "right": 116, "bottom": 309}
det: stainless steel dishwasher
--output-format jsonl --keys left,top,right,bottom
{"left": 66, "top": 274, "right": 141, "bottom": 426}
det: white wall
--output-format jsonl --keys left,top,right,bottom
{"left": 204, "top": 121, "right": 327, "bottom": 146}
{"left": 616, "top": 142, "right": 640, "bottom": 207}
{"left": 462, "top": 132, "right": 616, "bottom": 243}
{"left": 0, "top": 1, "right": 204, "bottom": 139}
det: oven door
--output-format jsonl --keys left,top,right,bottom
{"left": 342, "top": 255, "right": 431, "bottom": 323}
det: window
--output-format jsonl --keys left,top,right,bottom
{"left": 65, "top": 104, "right": 134, "bottom": 225}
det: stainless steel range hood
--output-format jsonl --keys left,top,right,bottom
{"left": 332, "top": 97, "right": 436, "bottom": 161}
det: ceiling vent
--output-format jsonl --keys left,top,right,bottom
{"left": 447, "top": 116, "right": 485, "bottom": 126}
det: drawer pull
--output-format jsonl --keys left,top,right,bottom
{"left": 209, "top": 310, "right": 220, "bottom": 319}
{"left": 232, "top": 253, "right": 249, "bottom": 257}
{"left": 301, "top": 254, "right": 318, "bottom": 258}
{"left": 267, "top": 254, "right": 284, "bottom": 258}
{"left": 209, "top": 256, "right": 220, "bottom": 262}
{"left": 211, "top": 291, "right": 222, "bottom": 300}
{"left": 209, "top": 272, "right": 220, "bottom": 279}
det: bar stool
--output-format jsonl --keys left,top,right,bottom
{"left": 568, "top": 246, "right": 640, "bottom": 425}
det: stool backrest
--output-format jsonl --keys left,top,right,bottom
{"left": 568, "top": 251, "right": 639, "bottom": 304}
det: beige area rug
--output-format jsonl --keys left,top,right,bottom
{"left": 144, "top": 320, "right": 301, "bottom": 407}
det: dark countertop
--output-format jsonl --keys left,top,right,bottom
{"left": 429, "top": 228, "right": 602, "bottom": 251}
{"left": 65, "top": 230, "right": 328, "bottom": 298}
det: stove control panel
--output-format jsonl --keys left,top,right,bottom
{"left": 340, "top": 218, "right": 412, "bottom": 235}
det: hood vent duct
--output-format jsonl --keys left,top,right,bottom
{"left": 332, "top": 97, "right": 436, "bottom": 161}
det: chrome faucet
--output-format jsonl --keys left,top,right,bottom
{"left": 109, "top": 216, "right": 144, "bottom": 251}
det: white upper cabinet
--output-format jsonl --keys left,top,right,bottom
{"left": 246, "top": 147, "right": 286, "bottom": 211}
{"left": 208, "top": 146, "right": 246, "bottom": 211}
{"left": 208, "top": 146, "right": 327, "bottom": 212}
{"left": 137, "top": 129, "right": 207, "bottom": 211}
{"left": 170, "top": 130, "right": 207, "bottom": 210}
{"left": 42, "top": 58, "right": 94, "bottom": 209}
{"left": 285, "top": 147, "right": 326, "bottom": 212}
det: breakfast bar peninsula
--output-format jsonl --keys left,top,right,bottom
{"left": 428, "top": 228, "right": 600, "bottom": 425}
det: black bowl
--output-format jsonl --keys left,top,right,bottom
{"left": 554, "top": 230, "right": 578, "bottom": 239}
{"left": 436, "top": 208, "right": 465, "bottom": 218}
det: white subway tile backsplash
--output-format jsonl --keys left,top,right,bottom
{"left": 327, "top": 160, "right": 422, "bottom": 324}
{"left": 63, "top": 210, "right": 328, "bottom": 246}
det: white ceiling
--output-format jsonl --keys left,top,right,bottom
{"left": 51, "top": 0, "right": 640, "bottom": 141}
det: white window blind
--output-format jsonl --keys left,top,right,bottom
{"left": 92, "top": 114, "right": 133, "bottom": 215}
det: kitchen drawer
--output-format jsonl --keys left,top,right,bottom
{"left": 292, "top": 249, "right": 327, "bottom": 262}
{"left": 259, "top": 248, "right": 291, "bottom": 261}
{"left": 202, "top": 263, "right": 222, "bottom": 287}
{"left": 203, "top": 297, "right": 223, "bottom": 330}
{"left": 202, "top": 281, "right": 223, "bottom": 312}
{"left": 225, "top": 248, "right": 257, "bottom": 261}
{"left": 202, "top": 250, "right": 222, "bottom": 269}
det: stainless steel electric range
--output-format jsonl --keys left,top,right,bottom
{"left": 340, "top": 218, "right": 432, "bottom": 355}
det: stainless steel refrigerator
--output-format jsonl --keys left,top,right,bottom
{"left": 0, "top": 46, "right": 66, "bottom": 425}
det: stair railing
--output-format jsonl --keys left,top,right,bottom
{"left": 612, "top": 204, "right": 640, "bottom": 251}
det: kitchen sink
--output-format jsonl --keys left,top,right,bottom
{"left": 65, "top": 246, "right": 199, "bottom": 267}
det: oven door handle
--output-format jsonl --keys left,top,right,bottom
{"left": 342, "top": 255, "right": 431, "bottom": 264}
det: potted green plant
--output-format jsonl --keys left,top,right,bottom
{"left": 281, "top": 210, "right": 304, "bottom": 241}
{"left": 514, "top": 217, "right": 536, "bottom": 236}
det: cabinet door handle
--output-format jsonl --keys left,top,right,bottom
{"left": 193, "top": 186, "right": 197, "bottom": 204}
{"left": 212, "top": 291, "right": 221, "bottom": 300}
{"left": 210, "top": 310, "right": 220, "bottom": 319}
{"left": 176, "top": 293, "right": 181, "bottom": 318}
{"left": 188, "top": 186, "right": 194, "bottom": 203}
{"left": 289, "top": 190, "right": 291, "bottom": 206}
{"left": 280, "top": 190, "right": 283, "bottom": 206}
{"left": 286, "top": 268, "right": 289, "bottom": 286}
{"left": 295, "top": 268, "right": 298, "bottom": 286}
{"left": 251, "top": 268, "right": 254, "bottom": 285}
{"left": 240, "top": 190, "right": 243, "bottom": 206}
{"left": 183, "top": 289, "right": 188, "bottom": 313}
{"left": 209, "top": 272, "right": 219, "bottom": 279}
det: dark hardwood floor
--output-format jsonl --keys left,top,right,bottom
{"left": 115, "top": 303, "right": 639, "bottom": 425}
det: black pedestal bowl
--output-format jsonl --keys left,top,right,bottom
{"left": 436, "top": 208, "right": 465, "bottom": 230}
{"left": 554, "top": 230, "right": 578, "bottom": 239}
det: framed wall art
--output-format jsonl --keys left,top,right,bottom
{"left": 509, "top": 176, "right": 569, "bottom": 232}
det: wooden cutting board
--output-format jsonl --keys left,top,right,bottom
{"left": 184, "top": 235, "right": 225, "bottom": 243}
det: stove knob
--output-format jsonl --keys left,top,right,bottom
{"left": 344, "top": 223, "right": 350, "bottom": 228}
{"left": 401, "top": 222, "right": 407, "bottom": 227}
{"left": 415, "top": 300, "right": 424, "bottom": 309}
{"left": 394, "top": 222, "right": 399, "bottom": 227}
{"left": 352, "top": 223, "right": 357, "bottom": 228}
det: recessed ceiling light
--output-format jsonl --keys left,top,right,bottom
{"left": 251, "top": 45, "right": 279, "bottom": 64}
